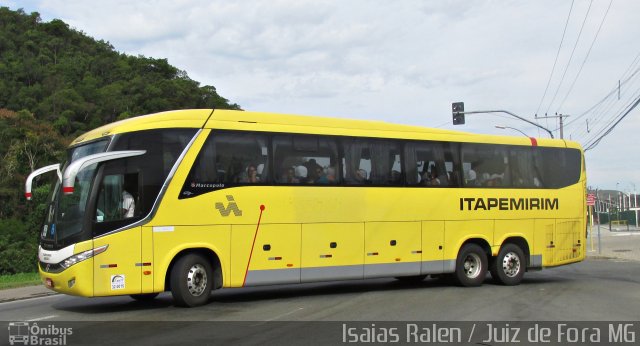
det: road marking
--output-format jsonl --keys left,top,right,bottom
{"left": 612, "top": 233, "right": 640, "bottom": 236}
{"left": 27, "top": 315, "right": 57, "bottom": 321}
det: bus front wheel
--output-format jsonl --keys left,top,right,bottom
{"left": 170, "top": 253, "right": 213, "bottom": 307}
{"left": 490, "top": 244, "right": 525, "bottom": 286}
{"left": 454, "top": 244, "right": 488, "bottom": 287}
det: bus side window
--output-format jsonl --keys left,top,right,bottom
{"left": 342, "top": 138, "right": 401, "bottom": 186}
{"left": 181, "top": 131, "right": 269, "bottom": 197}
{"left": 273, "top": 135, "right": 339, "bottom": 185}
{"left": 95, "top": 172, "right": 139, "bottom": 223}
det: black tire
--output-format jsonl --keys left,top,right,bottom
{"left": 394, "top": 275, "right": 427, "bottom": 283}
{"left": 170, "top": 253, "right": 213, "bottom": 307}
{"left": 130, "top": 293, "right": 159, "bottom": 301}
{"left": 454, "top": 243, "right": 488, "bottom": 287}
{"left": 490, "top": 243, "right": 526, "bottom": 286}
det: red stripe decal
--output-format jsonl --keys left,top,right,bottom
{"left": 529, "top": 137, "right": 538, "bottom": 146}
{"left": 243, "top": 205, "right": 265, "bottom": 287}
{"left": 63, "top": 186, "right": 74, "bottom": 194}
{"left": 25, "top": 193, "right": 32, "bottom": 199}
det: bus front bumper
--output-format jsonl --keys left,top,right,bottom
{"left": 38, "top": 259, "right": 93, "bottom": 297}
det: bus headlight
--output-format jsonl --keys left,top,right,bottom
{"left": 60, "top": 245, "right": 108, "bottom": 269}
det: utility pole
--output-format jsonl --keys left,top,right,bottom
{"left": 536, "top": 113, "right": 570, "bottom": 139}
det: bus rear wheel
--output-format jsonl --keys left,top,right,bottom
{"left": 170, "top": 253, "right": 213, "bottom": 307}
{"left": 490, "top": 244, "right": 525, "bottom": 286}
{"left": 454, "top": 244, "right": 488, "bottom": 287}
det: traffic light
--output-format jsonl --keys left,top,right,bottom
{"left": 452, "top": 102, "right": 465, "bottom": 125}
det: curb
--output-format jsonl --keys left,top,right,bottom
{"left": 0, "top": 291, "right": 58, "bottom": 304}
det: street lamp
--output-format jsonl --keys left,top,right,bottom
{"left": 495, "top": 125, "right": 530, "bottom": 137}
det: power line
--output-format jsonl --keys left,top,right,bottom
{"left": 570, "top": 72, "right": 640, "bottom": 141}
{"left": 581, "top": 80, "right": 640, "bottom": 143}
{"left": 535, "top": 0, "right": 575, "bottom": 117}
{"left": 563, "top": 62, "right": 640, "bottom": 133}
{"left": 562, "top": 49, "right": 640, "bottom": 140}
{"left": 555, "top": 0, "right": 613, "bottom": 112}
{"left": 580, "top": 67, "right": 640, "bottom": 138}
{"left": 584, "top": 92, "right": 640, "bottom": 151}
{"left": 544, "top": 0, "right": 594, "bottom": 115}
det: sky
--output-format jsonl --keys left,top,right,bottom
{"left": 3, "top": 0, "right": 639, "bottom": 192}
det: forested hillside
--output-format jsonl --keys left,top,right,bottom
{"left": 0, "top": 7, "right": 241, "bottom": 274}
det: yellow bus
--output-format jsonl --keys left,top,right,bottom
{"left": 26, "top": 109, "right": 586, "bottom": 307}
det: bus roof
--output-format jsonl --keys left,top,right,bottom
{"left": 70, "top": 109, "right": 582, "bottom": 150}
{"left": 70, "top": 109, "right": 213, "bottom": 146}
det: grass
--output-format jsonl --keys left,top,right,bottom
{"left": 0, "top": 272, "right": 41, "bottom": 290}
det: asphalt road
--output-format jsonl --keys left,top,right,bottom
{"left": 1, "top": 258, "right": 639, "bottom": 345}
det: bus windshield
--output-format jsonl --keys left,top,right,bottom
{"left": 41, "top": 140, "right": 109, "bottom": 248}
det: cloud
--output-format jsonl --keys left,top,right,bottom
{"left": 5, "top": 0, "right": 640, "bottom": 189}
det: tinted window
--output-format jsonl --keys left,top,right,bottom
{"left": 406, "top": 141, "right": 460, "bottom": 187}
{"left": 461, "top": 144, "right": 509, "bottom": 187}
{"left": 93, "top": 128, "right": 196, "bottom": 235}
{"left": 534, "top": 147, "right": 581, "bottom": 188}
{"left": 342, "top": 138, "right": 402, "bottom": 186}
{"left": 273, "top": 134, "right": 339, "bottom": 184}
{"left": 462, "top": 143, "right": 581, "bottom": 189}
{"left": 181, "top": 131, "right": 269, "bottom": 198}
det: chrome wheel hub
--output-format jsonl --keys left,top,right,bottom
{"left": 463, "top": 253, "right": 482, "bottom": 278}
{"left": 187, "top": 264, "right": 208, "bottom": 296}
{"left": 502, "top": 252, "right": 521, "bottom": 278}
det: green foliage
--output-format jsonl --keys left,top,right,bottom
{"left": 0, "top": 7, "right": 241, "bottom": 135}
{"left": 0, "top": 272, "right": 41, "bottom": 289}
{"left": 0, "top": 7, "right": 242, "bottom": 274}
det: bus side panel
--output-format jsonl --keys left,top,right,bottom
{"left": 553, "top": 218, "right": 584, "bottom": 265}
{"left": 421, "top": 221, "right": 445, "bottom": 274}
{"left": 494, "top": 219, "right": 534, "bottom": 255}
{"left": 141, "top": 226, "right": 154, "bottom": 293}
{"left": 536, "top": 219, "right": 556, "bottom": 267}
{"left": 152, "top": 225, "right": 231, "bottom": 292}
{"left": 363, "top": 221, "right": 421, "bottom": 278}
{"left": 235, "top": 224, "right": 301, "bottom": 287}
{"left": 443, "top": 220, "right": 493, "bottom": 269}
{"left": 301, "top": 223, "right": 364, "bottom": 282}
{"left": 93, "top": 227, "right": 141, "bottom": 296}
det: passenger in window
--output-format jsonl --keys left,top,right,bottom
{"left": 317, "top": 167, "right": 337, "bottom": 184}
{"left": 295, "top": 165, "right": 308, "bottom": 183}
{"left": 355, "top": 169, "right": 368, "bottom": 183}
{"left": 485, "top": 173, "right": 504, "bottom": 186}
{"left": 121, "top": 189, "right": 135, "bottom": 218}
{"left": 466, "top": 164, "right": 478, "bottom": 186}
{"left": 304, "top": 159, "right": 322, "bottom": 182}
{"left": 241, "top": 164, "right": 261, "bottom": 183}
{"left": 423, "top": 171, "right": 440, "bottom": 186}
{"left": 309, "top": 166, "right": 327, "bottom": 184}
{"left": 281, "top": 167, "right": 299, "bottom": 184}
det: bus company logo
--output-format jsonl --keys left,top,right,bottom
{"left": 215, "top": 195, "right": 243, "bottom": 217}
{"left": 110, "top": 275, "right": 125, "bottom": 290}
{"left": 459, "top": 197, "right": 559, "bottom": 211}
{"left": 7, "top": 322, "right": 72, "bottom": 345}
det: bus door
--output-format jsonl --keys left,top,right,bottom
{"left": 92, "top": 171, "right": 142, "bottom": 296}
